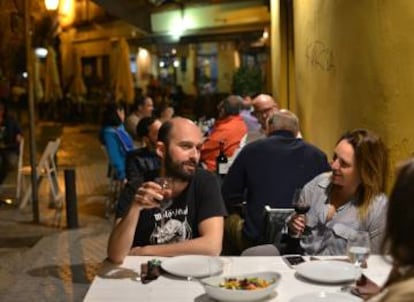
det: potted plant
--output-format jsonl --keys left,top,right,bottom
{"left": 232, "top": 66, "right": 263, "bottom": 96}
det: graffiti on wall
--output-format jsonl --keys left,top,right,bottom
{"left": 306, "top": 41, "right": 335, "bottom": 72}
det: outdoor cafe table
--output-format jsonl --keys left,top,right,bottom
{"left": 84, "top": 255, "right": 392, "bottom": 301}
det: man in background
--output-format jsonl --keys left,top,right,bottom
{"left": 222, "top": 110, "right": 330, "bottom": 254}
{"left": 125, "top": 96, "right": 154, "bottom": 142}
{"left": 252, "top": 94, "right": 278, "bottom": 134}
{"left": 201, "top": 95, "right": 247, "bottom": 172}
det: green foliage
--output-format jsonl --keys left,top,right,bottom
{"left": 232, "top": 66, "right": 263, "bottom": 96}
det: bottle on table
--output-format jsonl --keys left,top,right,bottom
{"left": 216, "top": 140, "right": 229, "bottom": 177}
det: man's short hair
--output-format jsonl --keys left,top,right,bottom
{"left": 136, "top": 116, "right": 158, "bottom": 140}
{"left": 268, "top": 109, "right": 299, "bottom": 135}
{"left": 221, "top": 95, "right": 243, "bottom": 116}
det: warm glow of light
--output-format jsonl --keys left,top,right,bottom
{"left": 170, "top": 16, "right": 190, "bottom": 40}
{"left": 234, "top": 51, "right": 240, "bottom": 69}
{"left": 45, "top": 0, "right": 59, "bottom": 10}
{"left": 35, "top": 47, "right": 48, "bottom": 58}
{"left": 173, "top": 59, "right": 180, "bottom": 68}
{"left": 138, "top": 48, "right": 150, "bottom": 59}
{"left": 263, "top": 28, "right": 269, "bottom": 40}
{"left": 59, "top": 0, "right": 75, "bottom": 28}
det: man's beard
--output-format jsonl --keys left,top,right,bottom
{"left": 165, "top": 151, "right": 197, "bottom": 181}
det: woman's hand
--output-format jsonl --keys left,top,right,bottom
{"left": 288, "top": 214, "right": 306, "bottom": 237}
{"left": 134, "top": 181, "right": 164, "bottom": 210}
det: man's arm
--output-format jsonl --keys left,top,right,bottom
{"left": 107, "top": 203, "right": 142, "bottom": 264}
{"left": 130, "top": 216, "right": 224, "bottom": 256}
{"left": 107, "top": 182, "right": 164, "bottom": 264}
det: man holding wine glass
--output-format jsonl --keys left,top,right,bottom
{"left": 288, "top": 129, "right": 388, "bottom": 256}
{"left": 107, "top": 117, "right": 227, "bottom": 263}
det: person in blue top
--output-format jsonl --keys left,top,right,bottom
{"left": 100, "top": 102, "right": 135, "bottom": 181}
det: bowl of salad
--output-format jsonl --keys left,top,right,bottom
{"left": 200, "top": 271, "right": 281, "bottom": 301}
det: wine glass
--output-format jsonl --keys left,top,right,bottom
{"left": 347, "top": 231, "right": 370, "bottom": 281}
{"left": 154, "top": 177, "right": 173, "bottom": 208}
{"left": 291, "top": 188, "right": 310, "bottom": 238}
{"left": 154, "top": 177, "right": 173, "bottom": 225}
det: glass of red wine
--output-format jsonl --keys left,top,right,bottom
{"left": 291, "top": 188, "right": 310, "bottom": 238}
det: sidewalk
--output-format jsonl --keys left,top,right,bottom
{"left": 0, "top": 122, "right": 113, "bottom": 302}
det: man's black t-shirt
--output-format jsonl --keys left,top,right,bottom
{"left": 118, "top": 168, "right": 227, "bottom": 247}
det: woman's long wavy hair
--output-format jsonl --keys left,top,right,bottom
{"left": 382, "top": 159, "right": 414, "bottom": 265}
{"left": 338, "top": 129, "right": 388, "bottom": 219}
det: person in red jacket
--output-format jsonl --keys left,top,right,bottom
{"left": 201, "top": 95, "right": 247, "bottom": 172}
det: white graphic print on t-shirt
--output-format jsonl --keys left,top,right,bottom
{"left": 149, "top": 206, "right": 192, "bottom": 244}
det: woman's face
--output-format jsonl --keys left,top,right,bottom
{"left": 330, "top": 139, "right": 361, "bottom": 190}
{"left": 116, "top": 108, "right": 125, "bottom": 122}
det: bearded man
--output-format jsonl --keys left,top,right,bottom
{"left": 107, "top": 117, "right": 227, "bottom": 263}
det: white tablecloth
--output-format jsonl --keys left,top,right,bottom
{"left": 84, "top": 255, "right": 392, "bottom": 302}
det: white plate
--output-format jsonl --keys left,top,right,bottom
{"left": 290, "top": 291, "right": 362, "bottom": 302}
{"left": 295, "top": 261, "right": 358, "bottom": 283}
{"left": 200, "top": 271, "right": 281, "bottom": 302}
{"left": 161, "top": 255, "right": 223, "bottom": 278}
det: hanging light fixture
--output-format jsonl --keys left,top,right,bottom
{"left": 45, "top": 0, "right": 59, "bottom": 11}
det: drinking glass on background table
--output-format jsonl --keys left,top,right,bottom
{"left": 291, "top": 188, "right": 310, "bottom": 238}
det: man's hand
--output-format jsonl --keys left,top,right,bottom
{"left": 134, "top": 181, "right": 165, "bottom": 210}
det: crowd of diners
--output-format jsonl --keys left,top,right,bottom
{"left": 99, "top": 93, "right": 414, "bottom": 301}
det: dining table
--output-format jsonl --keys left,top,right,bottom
{"left": 84, "top": 255, "right": 392, "bottom": 302}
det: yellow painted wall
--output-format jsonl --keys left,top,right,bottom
{"left": 217, "top": 42, "right": 235, "bottom": 93}
{"left": 293, "top": 0, "right": 414, "bottom": 184}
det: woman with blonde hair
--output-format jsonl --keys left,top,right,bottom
{"left": 288, "top": 128, "right": 388, "bottom": 255}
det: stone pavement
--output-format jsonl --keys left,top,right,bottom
{"left": 0, "top": 122, "right": 114, "bottom": 302}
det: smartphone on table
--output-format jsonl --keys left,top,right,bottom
{"left": 282, "top": 254, "right": 306, "bottom": 268}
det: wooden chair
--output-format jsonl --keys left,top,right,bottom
{"left": 19, "top": 138, "right": 63, "bottom": 224}
{"left": 0, "top": 138, "right": 24, "bottom": 204}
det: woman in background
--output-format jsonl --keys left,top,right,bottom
{"left": 368, "top": 159, "right": 414, "bottom": 301}
{"left": 100, "top": 102, "right": 134, "bottom": 182}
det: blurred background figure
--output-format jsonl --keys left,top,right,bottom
{"left": 201, "top": 95, "right": 247, "bottom": 172}
{"left": 222, "top": 110, "right": 329, "bottom": 255}
{"left": 240, "top": 93, "right": 260, "bottom": 133}
{"left": 100, "top": 102, "right": 134, "bottom": 182}
{"left": 125, "top": 96, "right": 154, "bottom": 141}
{"left": 369, "top": 159, "right": 414, "bottom": 302}
{"left": 252, "top": 94, "right": 278, "bottom": 135}
{"left": 116, "top": 117, "right": 162, "bottom": 220}
{"left": 0, "top": 99, "right": 22, "bottom": 184}
{"left": 157, "top": 103, "right": 175, "bottom": 123}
